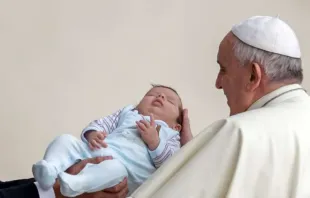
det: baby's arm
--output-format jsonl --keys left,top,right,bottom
{"left": 81, "top": 109, "right": 122, "bottom": 143}
{"left": 136, "top": 114, "right": 181, "bottom": 168}
{"left": 148, "top": 133, "right": 181, "bottom": 168}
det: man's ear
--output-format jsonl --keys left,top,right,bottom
{"left": 247, "top": 62, "right": 262, "bottom": 91}
{"left": 174, "top": 124, "right": 182, "bottom": 132}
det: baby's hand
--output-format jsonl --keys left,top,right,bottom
{"left": 85, "top": 131, "right": 108, "bottom": 150}
{"left": 136, "top": 114, "right": 160, "bottom": 151}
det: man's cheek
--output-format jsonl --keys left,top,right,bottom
{"left": 222, "top": 77, "right": 230, "bottom": 87}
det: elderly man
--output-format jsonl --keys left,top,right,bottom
{"left": 130, "top": 15, "right": 310, "bottom": 198}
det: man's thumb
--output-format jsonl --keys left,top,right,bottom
{"left": 91, "top": 156, "right": 113, "bottom": 164}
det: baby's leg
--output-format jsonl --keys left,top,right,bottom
{"left": 32, "top": 134, "right": 91, "bottom": 190}
{"left": 58, "top": 159, "right": 128, "bottom": 197}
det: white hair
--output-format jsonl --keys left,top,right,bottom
{"left": 232, "top": 37, "right": 303, "bottom": 83}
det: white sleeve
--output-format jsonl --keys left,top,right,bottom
{"left": 34, "top": 182, "right": 55, "bottom": 198}
{"left": 81, "top": 109, "right": 122, "bottom": 143}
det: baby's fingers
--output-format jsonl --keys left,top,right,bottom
{"left": 150, "top": 114, "right": 155, "bottom": 126}
{"left": 88, "top": 142, "right": 95, "bottom": 150}
{"left": 99, "top": 140, "right": 108, "bottom": 148}
{"left": 140, "top": 119, "right": 150, "bottom": 128}
{"left": 97, "top": 132, "right": 107, "bottom": 140}
{"left": 136, "top": 121, "right": 147, "bottom": 132}
{"left": 90, "top": 139, "right": 101, "bottom": 150}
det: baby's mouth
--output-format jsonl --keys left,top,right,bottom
{"left": 153, "top": 99, "right": 163, "bottom": 106}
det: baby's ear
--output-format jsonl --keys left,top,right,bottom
{"left": 174, "top": 124, "right": 182, "bottom": 132}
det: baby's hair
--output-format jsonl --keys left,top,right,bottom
{"left": 150, "top": 84, "right": 183, "bottom": 125}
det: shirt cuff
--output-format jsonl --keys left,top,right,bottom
{"left": 148, "top": 138, "right": 166, "bottom": 159}
{"left": 34, "top": 182, "right": 56, "bottom": 198}
{"left": 81, "top": 128, "right": 97, "bottom": 143}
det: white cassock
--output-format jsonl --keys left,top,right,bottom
{"left": 129, "top": 84, "right": 310, "bottom": 198}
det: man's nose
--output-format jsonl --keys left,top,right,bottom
{"left": 215, "top": 75, "right": 223, "bottom": 89}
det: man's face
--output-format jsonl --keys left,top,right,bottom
{"left": 216, "top": 32, "right": 254, "bottom": 116}
{"left": 137, "top": 87, "right": 182, "bottom": 130}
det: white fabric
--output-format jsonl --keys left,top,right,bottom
{"left": 130, "top": 84, "right": 310, "bottom": 198}
{"left": 231, "top": 15, "right": 301, "bottom": 58}
{"left": 34, "top": 182, "right": 55, "bottom": 198}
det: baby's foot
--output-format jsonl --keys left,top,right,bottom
{"left": 32, "top": 160, "right": 57, "bottom": 190}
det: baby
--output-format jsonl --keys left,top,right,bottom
{"left": 32, "top": 84, "right": 183, "bottom": 197}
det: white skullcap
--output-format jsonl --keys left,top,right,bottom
{"left": 231, "top": 15, "right": 301, "bottom": 58}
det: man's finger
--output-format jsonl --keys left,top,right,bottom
{"left": 86, "top": 156, "right": 113, "bottom": 164}
{"left": 183, "top": 109, "right": 190, "bottom": 123}
{"left": 180, "top": 108, "right": 193, "bottom": 146}
{"left": 65, "top": 156, "right": 113, "bottom": 175}
{"left": 65, "top": 160, "right": 88, "bottom": 175}
{"left": 102, "top": 186, "right": 129, "bottom": 198}
{"left": 101, "top": 187, "right": 128, "bottom": 198}
{"left": 181, "top": 109, "right": 190, "bottom": 131}
{"left": 104, "top": 178, "right": 128, "bottom": 193}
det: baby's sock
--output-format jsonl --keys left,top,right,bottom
{"left": 32, "top": 160, "right": 57, "bottom": 190}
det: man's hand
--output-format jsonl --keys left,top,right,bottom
{"left": 75, "top": 178, "right": 128, "bottom": 198}
{"left": 136, "top": 114, "right": 160, "bottom": 150}
{"left": 54, "top": 156, "right": 128, "bottom": 198}
{"left": 180, "top": 109, "right": 193, "bottom": 146}
{"left": 65, "top": 156, "right": 112, "bottom": 175}
{"left": 85, "top": 131, "right": 108, "bottom": 150}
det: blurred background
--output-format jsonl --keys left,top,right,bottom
{"left": 0, "top": 0, "right": 309, "bottom": 180}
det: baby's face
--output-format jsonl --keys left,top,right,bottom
{"left": 137, "top": 87, "right": 182, "bottom": 131}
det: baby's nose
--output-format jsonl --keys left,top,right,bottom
{"left": 158, "top": 93, "right": 166, "bottom": 99}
